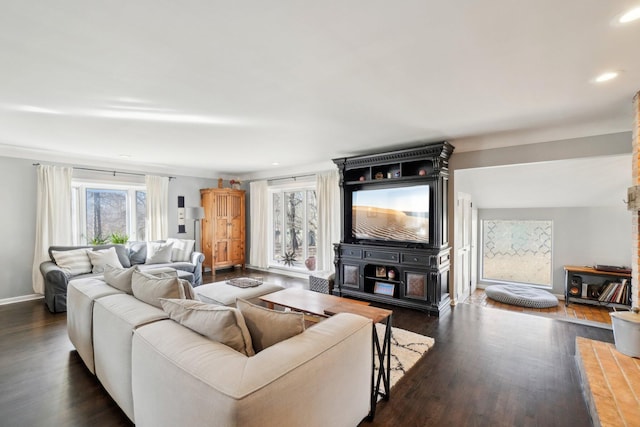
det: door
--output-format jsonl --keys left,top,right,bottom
{"left": 227, "top": 191, "right": 245, "bottom": 267}
{"left": 214, "top": 192, "right": 230, "bottom": 266}
{"left": 470, "top": 207, "right": 478, "bottom": 293}
{"left": 455, "top": 192, "right": 472, "bottom": 303}
{"left": 201, "top": 190, "right": 213, "bottom": 270}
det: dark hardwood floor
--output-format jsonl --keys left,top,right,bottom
{"left": 0, "top": 269, "right": 612, "bottom": 426}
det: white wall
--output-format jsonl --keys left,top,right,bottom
{"left": 477, "top": 207, "right": 631, "bottom": 296}
{"left": 0, "top": 155, "right": 217, "bottom": 301}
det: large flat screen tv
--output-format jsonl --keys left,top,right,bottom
{"left": 352, "top": 185, "right": 430, "bottom": 243}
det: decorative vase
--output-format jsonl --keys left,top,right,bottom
{"left": 305, "top": 256, "right": 316, "bottom": 271}
{"left": 231, "top": 183, "right": 241, "bottom": 190}
{"left": 388, "top": 269, "right": 396, "bottom": 280}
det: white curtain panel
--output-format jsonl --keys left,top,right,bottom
{"left": 249, "top": 180, "right": 269, "bottom": 269}
{"left": 316, "top": 170, "right": 341, "bottom": 273}
{"left": 145, "top": 175, "right": 169, "bottom": 241}
{"left": 32, "top": 165, "right": 73, "bottom": 294}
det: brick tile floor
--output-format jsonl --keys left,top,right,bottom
{"left": 576, "top": 337, "right": 640, "bottom": 427}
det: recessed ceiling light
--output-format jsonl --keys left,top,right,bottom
{"left": 619, "top": 6, "right": 640, "bottom": 23}
{"left": 593, "top": 71, "right": 619, "bottom": 83}
{"left": 272, "top": 162, "right": 280, "bottom": 166}
{"left": 118, "top": 154, "right": 132, "bottom": 159}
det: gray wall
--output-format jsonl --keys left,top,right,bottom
{"left": 0, "top": 157, "right": 37, "bottom": 300}
{"left": 477, "top": 207, "right": 632, "bottom": 296}
{"left": 167, "top": 176, "right": 218, "bottom": 241}
{"left": 0, "top": 154, "right": 217, "bottom": 301}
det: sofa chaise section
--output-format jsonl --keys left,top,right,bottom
{"left": 93, "top": 294, "right": 169, "bottom": 421}
{"left": 67, "top": 277, "right": 124, "bottom": 373}
{"left": 131, "top": 313, "right": 372, "bottom": 427}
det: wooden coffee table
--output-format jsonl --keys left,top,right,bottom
{"left": 259, "top": 288, "right": 392, "bottom": 419}
{"left": 259, "top": 287, "right": 369, "bottom": 316}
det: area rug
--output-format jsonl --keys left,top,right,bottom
{"left": 374, "top": 324, "right": 435, "bottom": 394}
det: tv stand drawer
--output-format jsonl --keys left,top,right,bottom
{"left": 364, "top": 250, "right": 399, "bottom": 262}
{"left": 340, "top": 247, "right": 362, "bottom": 259}
{"left": 401, "top": 253, "right": 431, "bottom": 266}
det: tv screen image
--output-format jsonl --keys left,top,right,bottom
{"left": 352, "top": 185, "right": 429, "bottom": 243}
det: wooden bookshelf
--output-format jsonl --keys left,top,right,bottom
{"left": 564, "top": 265, "right": 632, "bottom": 309}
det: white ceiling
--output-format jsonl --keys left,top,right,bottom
{"left": 455, "top": 154, "right": 631, "bottom": 208}
{"left": 0, "top": 1, "right": 639, "bottom": 177}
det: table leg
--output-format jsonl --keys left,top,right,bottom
{"left": 368, "top": 314, "right": 392, "bottom": 420}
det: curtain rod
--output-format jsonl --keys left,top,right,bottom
{"left": 32, "top": 163, "right": 176, "bottom": 180}
{"left": 267, "top": 173, "right": 316, "bottom": 183}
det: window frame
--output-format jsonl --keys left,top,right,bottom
{"left": 479, "top": 218, "right": 554, "bottom": 288}
{"left": 267, "top": 180, "right": 317, "bottom": 272}
{"left": 72, "top": 180, "right": 146, "bottom": 245}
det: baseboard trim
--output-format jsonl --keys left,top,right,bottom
{"left": 0, "top": 294, "right": 44, "bottom": 306}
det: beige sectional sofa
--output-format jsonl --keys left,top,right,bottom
{"left": 67, "top": 275, "right": 373, "bottom": 426}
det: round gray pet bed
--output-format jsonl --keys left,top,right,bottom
{"left": 485, "top": 285, "right": 558, "bottom": 308}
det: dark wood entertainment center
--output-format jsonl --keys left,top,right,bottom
{"left": 333, "top": 141, "right": 454, "bottom": 316}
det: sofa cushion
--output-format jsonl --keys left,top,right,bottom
{"left": 49, "top": 245, "right": 131, "bottom": 268}
{"left": 236, "top": 298, "right": 305, "bottom": 353}
{"left": 166, "top": 238, "right": 195, "bottom": 262}
{"left": 91, "top": 244, "right": 131, "bottom": 268}
{"left": 160, "top": 298, "right": 255, "bottom": 356}
{"left": 104, "top": 265, "right": 139, "bottom": 294}
{"left": 128, "top": 241, "right": 147, "bottom": 265}
{"left": 88, "top": 247, "right": 124, "bottom": 273}
{"left": 146, "top": 241, "right": 174, "bottom": 264}
{"left": 148, "top": 269, "right": 197, "bottom": 300}
{"left": 131, "top": 270, "right": 188, "bottom": 308}
{"left": 51, "top": 248, "right": 92, "bottom": 276}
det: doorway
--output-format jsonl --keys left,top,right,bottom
{"left": 455, "top": 192, "right": 475, "bottom": 303}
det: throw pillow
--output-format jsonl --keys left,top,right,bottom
{"left": 236, "top": 298, "right": 305, "bottom": 353}
{"left": 87, "top": 247, "right": 124, "bottom": 274}
{"left": 51, "top": 248, "right": 92, "bottom": 276}
{"left": 128, "top": 241, "right": 147, "bottom": 265}
{"left": 147, "top": 270, "right": 197, "bottom": 300}
{"left": 131, "top": 270, "right": 186, "bottom": 308}
{"left": 160, "top": 299, "right": 255, "bottom": 356}
{"left": 145, "top": 241, "right": 174, "bottom": 264}
{"left": 103, "top": 265, "right": 139, "bottom": 294}
{"left": 166, "top": 238, "right": 195, "bottom": 262}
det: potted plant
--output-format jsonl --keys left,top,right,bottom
{"left": 109, "top": 232, "right": 129, "bottom": 244}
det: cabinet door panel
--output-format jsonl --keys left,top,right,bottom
{"left": 342, "top": 264, "right": 360, "bottom": 289}
{"left": 215, "top": 218, "right": 228, "bottom": 240}
{"left": 214, "top": 241, "right": 228, "bottom": 264}
{"left": 230, "top": 240, "right": 244, "bottom": 263}
{"left": 403, "top": 271, "right": 428, "bottom": 301}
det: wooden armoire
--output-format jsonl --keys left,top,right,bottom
{"left": 200, "top": 188, "right": 246, "bottom": 271}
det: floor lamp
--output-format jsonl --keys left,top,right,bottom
{"left": 185, "top": 207, "right": 205, "bottom": 252}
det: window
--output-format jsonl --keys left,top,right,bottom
{"left": 481, "top": 219, "right": 552, "bottom": 286}
{"left": 270, "top": 185, "right": 317, "bottom": 271}
{"left": 72, "top": 182, "right": 146, "bottom": 244}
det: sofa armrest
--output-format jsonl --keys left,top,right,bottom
{"left": 40, "top": 261, "right": 70, "bottom": 313}
{"left": 132, "top": 313, "right": 372, "bottom": 427}
{"left": 190, "top": 251, "right": 205, "bottom": 286}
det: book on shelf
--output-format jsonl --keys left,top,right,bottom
{"left": 596, "top": 280, "right": 629, "bottom": 304}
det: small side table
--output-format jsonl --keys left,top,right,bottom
{"left": 324, "top": 303, "right": 392, "bottom": 419}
